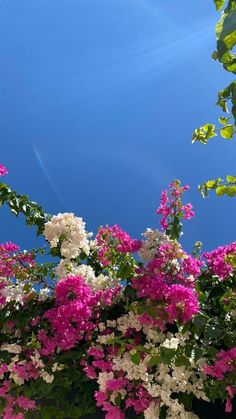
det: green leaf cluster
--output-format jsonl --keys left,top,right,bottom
{"left": 193, "top": 0, "right": 236, "bottom": 155}
{"left": 198, "top": 176, "right": 236, "bottom": 197}
{"left": 0, "top": 182, "right": 48, "bottom": 235}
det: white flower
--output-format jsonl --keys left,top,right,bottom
{"left": 40, "top": 371, "right": 54, "bottom": 383}
{"left": 52, "top": 362, "right": 64, "bottom": 372}
{"left": 38, "top": 287, "right": 50, "bottom": 301}
{"left": 144, "top": 401, "right": 160, "bottom": 419}
{"left": 139, "top": 228, "right": 169, "bottom": 261}
{"left": 142, "top": 326, "right": 165, "bottom": 344}
{"left": 97, "top": 371, "right": 113, "bottom": 391}
{"left": 112, "top": 352, "right": 151, "bottom": 382}
{"left": 161, "top": 337, "right": 180, "bottom": 350}
{"left": 1, "top": 283, "right": 26, "bottom": 305}
{"left": 30, "top": 350, "right": 44, "bottom": 368}
{"left": 56, "top": 259, "right": 119, "bottom": 290}
{"left": 116, "top": 311, "right": 142, "bottom": 334}
{"left": 43, "top": 213, "right": 91, "bottom": 258}
{"left": 1, "top": 343, "right": 22, "bottom": 354}
{"left": 9, "top": 372, "right": 24, "bottom": 385}
{"left": 97, "top": 332, "right": 115, "bottom": 344}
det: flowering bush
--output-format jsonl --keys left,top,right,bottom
{"left": 0, "top": 165, "right": 235, "bottom": 418}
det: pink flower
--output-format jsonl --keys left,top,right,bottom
{"left": 225, "top": 398, "right": 232, "bottom": 413}
{"left": 0, "top": 364, "right": 8, "bottom": 374}
{"left": 203, "top": 348, "right": 236, "bottom": 380}
{"left": 105, "top": 406, "right": 125, "bottom": 419}
{"left": 87, "top": 346, "right": 104, "bottom": 359}
{"left": 165, "top": 284, "right": 199, "bottom": 323}
{"left": 0, "top": 380, "right": 10, "bottom": 396}
{"left": 156, "top": 181, "right": 194, "bottom": 233}
{"left": 125, "top": 396, "right": 150, "bottom": 413}
{"left": 41, "top": 276, "right": 120, "bottom": 353}
{"left": 94, "top": 391, "right": 108, "bottom": 406}
{"left": 0, "top": 242, "right": 20, "bottom": 253}
{"left": 204, "top": 242, "right": 236, "bottom": 280}
{"left": 182, "top": 203, "right": 195, "bottom": 219}
{"left": 106, "top": 377, "right": 125, "bottom": 391}
{"left": 96, "top": 224, "right": 141, "bottom": 265}
{"left": 0, "top": 164, "right": 8, "bottom": 177}
{"left": 182, "top": 254, "right": 202, "bottom": 276}
{"left": 17, "top": 396, "right": 36, "bottom": 410}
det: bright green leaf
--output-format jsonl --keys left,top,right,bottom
{"left": 131, "top": 351, "right": 141, "bottom": 365}
{"left": 214, "top": 0, "right": 225, "bottom": 10}
{"left": 218, "top": 116, "right": 230, "bottom": 124}
{"left": 224, "top": 29, "right": 236, "bottom": 50}
{"left": 216, "top": 185, "right": 227, "bottom": 195}
{"left": 226, "top": 185, "right": 236, "bottom": 196}
{"left": 220, "top": 125, "right": 234, "bottom": 138}
{"left": 226, "top": 175, "right": 236, "bottom": 183}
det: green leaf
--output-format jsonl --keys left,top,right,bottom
{"left": 220, "top": 124, "right": 234, "bottom": 138}
{"left": 206, "top": 179, "right": 221, "bottom": 189}
{"left": 218, "top": 116, "right": 230, "bottom": 124}
{"left": 225, "top": 185, "right": 236, "bottom": 196}
{"left": 149, "top": 356, "right": 161, "bottom": 367}
{"left": 130, "top": 351, "right": 141, "bottom": 365}
{"left": 226, "top": 175, "right": 236, "bottom": 183}
{"left": 212, "top": 49, "right": 218, "bottom": 60}
{"left": 214, "top": 0, "right": 225, "bottom": 11}
{"left": 216, "top": 185, "right": 227, "bottom": 195}
{"left": 205, "top": 324, "right": 224, "bottom": 340}
{"left": 193, "top": 347, "right": 203, "bottom": 361}
{"left": 160, "top": 347, "right": 176, "bottom": 364}
{"left": 175, "top": 355, "right": 191, "bottom": 367}
{"left": 217, "top": 99, "right": 228, "bottom": 113}
{"left": 178, "top": 392, "right": 193, "bottom": 409}
{"left": 224, "top": 29, "right": 236, "bottom": 50}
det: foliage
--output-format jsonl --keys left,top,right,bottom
{"left": 0, "top": 181, "right": 48, "bottom": 235}
{"left": 192, "top": 0, "right": 236, "bottom": 197}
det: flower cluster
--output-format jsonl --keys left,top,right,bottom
{"left": 156, "top": 180, "right": 194, "bottom": 237}
{"left": 55, "top": 259, "right": 119, "bottom": 290}
{"left": 133, "top": 240, "right": 201, "bottom": 328}
{"left": 43, "top": 213, "right": 91, "bottom": 258}
{"left": 0, "top": 165, "right": 235, "bottom": 418}
{"left": 83, "top": 313, "right": 207, "bottom": 419}
{"left": 204, "top": 348, "right": 236, "bottom": 413}
{"left": 96, "top": 224, "right": 141, "bottom": 266}
{"left": 0, "top": 242, "right": 35, "bottom": 283}
{"left": 40, "top": 275, "right": 122, "bottom": 354}
{"left": 203, "top": 242, "right": 236, "bottom": 280}
{"left": 0, "top": 164, "right": 8, "bottom": 177}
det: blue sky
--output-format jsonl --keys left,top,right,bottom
{"left": 0, "top": 0, "right": 235, "bottom": 254}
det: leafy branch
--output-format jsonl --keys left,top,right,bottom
{"left": 193, "top": 0, "right": 236, "bottom": 197}
{"left": 198, "top": 175, "right": 236, "bottom": 197}
{"left": 0, "top": 182, "right": 49, "bottom": 235}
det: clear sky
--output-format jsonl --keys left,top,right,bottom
{"left": 0, "top": 0, "right": 236, "bottom": 254}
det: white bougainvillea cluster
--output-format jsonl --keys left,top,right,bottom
{"left": 43, "top": 212, "right": 91, "bottom": 258}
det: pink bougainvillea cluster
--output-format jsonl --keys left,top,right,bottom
{"left": 0, "top": 164, "right": 8, "bottom": 177}
{"left": 157, "top": 180, "right": 195, "bottom": 231}
{"left": 203, "top": 242, "right": 236, "bottom": 280}
{"left": 0, "top": 242, "right": 35, "bottom": 282}
{"left": 40, "top": 276, "right": 121, "bottom": 354}
{"left": 132, "top": 240, "right": 201, "bottom": 328}
{"left": 96, "top": 224, "right": 141, "bottom": 266}
{"left": 82, "top": 323, "right": 157, "bottom": 418}
{"left": 204, "top": 348, "right": 236, "bottom": 413}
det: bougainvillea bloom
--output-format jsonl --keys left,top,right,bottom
{"left": 0, "top": 164, "right": 8, "bottom": 176}
{"left": 96, "top": 224, "right": 141, "bottom": 266}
